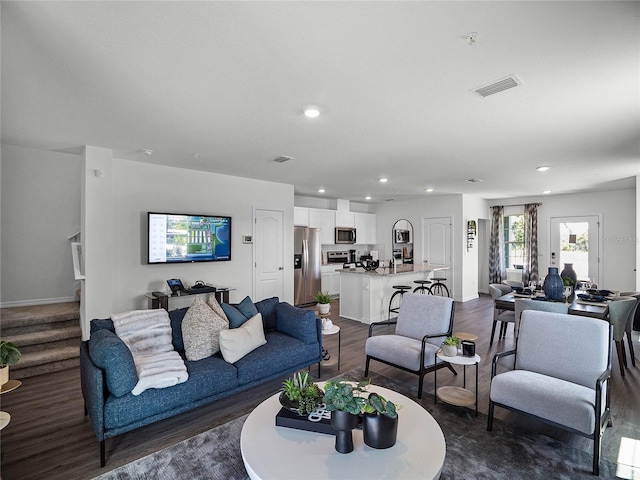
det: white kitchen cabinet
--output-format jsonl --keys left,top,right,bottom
{"left": 354, "top": 212, "right": 376, "bottom": 244}
{"left": 293, "top": 207, "right": 309, "bottom": 226}
{"left": 335, "top": 211, "right": 355, "bottom": 228}
{"left": 308, "top": 208, "right": 336, "bottom": 244}
{"left": 321, "top": 267, "right": 341, "bottom": 296}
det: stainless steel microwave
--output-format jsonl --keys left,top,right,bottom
{"left": 335, "top": 227, "right": 356, "bottom": 244}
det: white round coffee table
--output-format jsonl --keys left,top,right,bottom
{"left": 241, "top": 382, "right": 446, "bottom": 479}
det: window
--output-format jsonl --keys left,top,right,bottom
{"left": 504, "top": 215, "right": 524, "bottom": 269}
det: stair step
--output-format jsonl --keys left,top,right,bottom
{"left": 0, "top": 301, "right": 80, "bottom": 329}
{"left": 11, "top": 358, "right": 79, "bottom": 379}
{"left": 2, "top": 318, "right": 81, "bottom": 337}
{"left": 3, "top": 326, "right": 81, "bottom": 348}
{"left": 12, "top": 345, "right": 80, "bottom": 371}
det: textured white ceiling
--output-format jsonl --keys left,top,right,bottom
{"left": 2, "top": 1, "right": 638, "bottom": 201}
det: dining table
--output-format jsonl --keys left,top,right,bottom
{"left": 495, "top": 290, "right": 611, "bottom": 320}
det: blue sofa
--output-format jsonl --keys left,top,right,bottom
{"left": 80, "top": 298, "right": 322, "bottom": 467}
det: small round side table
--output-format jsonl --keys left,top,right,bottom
{"left": 434, "top": 353, "right": 481, "bottom": 416}
{"left": 320, "top": 324, "right": 341, "bottom": 372}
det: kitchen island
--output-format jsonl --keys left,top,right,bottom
{"left": 338, "top": 264, "right": 449, "bottom": 324}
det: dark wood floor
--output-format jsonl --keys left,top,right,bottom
{"left": 1, "top": 295, "right": 638, "bottom": 479}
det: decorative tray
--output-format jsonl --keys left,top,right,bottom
{"left": 275, "top": 407, "right": 337, "bottom": 435}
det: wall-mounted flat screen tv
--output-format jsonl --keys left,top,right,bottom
{"left": 147, "top": 212, "right": 231, "bottom": 264}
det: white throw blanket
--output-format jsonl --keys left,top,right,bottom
{"left": 111, "top": 309, "right": 189, "bottom": 396}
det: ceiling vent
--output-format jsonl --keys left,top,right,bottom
{"left": 472, "top": 74, "right": 522, "bottom": 98}
{"left": 273, "top": 155, "right": 293, "bottom": 163}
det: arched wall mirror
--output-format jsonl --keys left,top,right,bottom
{"left": 392, "top": 219, "right": 414, "bottom": 264}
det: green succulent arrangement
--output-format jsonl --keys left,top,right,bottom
{"left": 281, "top": 371, "right": 323, "bottom": 415}
{"left": 443, "top": 335, "right": 459, "bottom": 346}
{"left": 0, "top": 341, "right": 21, "bottom": 367}
{"left": 562, "top": 276, "right": 574, "bottom": 286}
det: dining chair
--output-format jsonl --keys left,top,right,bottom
{"left": 488, "top": 310, "right": 612, "bottom": 476}
{"left": 607, "top": 296, "right": 637, "bottom": 376}
{"left": 364, "top": 293, "right": 456, "bottom": 399}
{"left": 618, "top": 292, "right": 639, "bottom": 368}
{"left": 502, "top": 280, "right": 524, "bottom": 289}
{"left": 489, "top": 284, "right": 515, "bottom": 346}
{"left": 514, "top": 298, "right": 568, "bottom": 338}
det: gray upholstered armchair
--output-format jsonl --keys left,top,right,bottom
{"left": 364, "top": 293, "right": 456, "bottom": 399}
{"left": 488, "top": 310, "right": 613, "bottom": 476}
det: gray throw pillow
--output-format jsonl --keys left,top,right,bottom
{"left": 182, "top": 295, "right": 229, "bottom": 361}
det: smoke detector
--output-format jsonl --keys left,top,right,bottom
{"left": 464, "top": 32, "right": 478, "bottom": 45}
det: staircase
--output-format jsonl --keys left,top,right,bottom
{"left": 0, "top": 301, "right": 82, "bottom": 379}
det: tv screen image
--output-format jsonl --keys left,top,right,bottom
{"left": 148, "top": 212, "right": 231, "bottom": 264}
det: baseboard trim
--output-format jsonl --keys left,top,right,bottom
{"left": 0, "top": 296, "right": 77, "bottom": 309}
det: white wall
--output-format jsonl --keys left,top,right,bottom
{"left": 461, "top": 195, "right": 490, "bottom": 302}
{"left": 489, "top": 188, "right": 637, "bottom": 292}
{"left": 80, "top": 155, "right": 294, "bottom": 336}
{"left": 1, "top": 144, "right": 81, "bottom": 306}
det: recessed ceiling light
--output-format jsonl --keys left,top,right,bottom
{"left": 304, "top": 108, "right": 320, "bottom": 118}
{"left": 466, "top": 178, "right": 483, "bottom": 183}
{"left": 193, "top": 153, "right": 200, "bottom": 159}
{"left": 425, "top": 188, "right": 434, "bottom": 193}
{"left": 139, "top": 148, "right": 153, "bottom": 156}
{"left": 543, "top": 190, "right": 551, "bottom": 194}
{"left": 537, "top": 166, "right": 550, "bottom": 172}
{"left": 318, "top": 188, "right": 325, "bottom": 193}
{"left": 365, "top": 196, "right": 372, "bottom": 200}
{"left": 379, "top": 178, "right": 388, "bottom": 183}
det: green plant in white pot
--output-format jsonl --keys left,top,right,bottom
{"left": 313, "top": 291, "right": 332, "bottom": 315}
{"left": 0, "top": 341, "right": 21, "bottom": 386}
{"left": 441, "top": 336, "right": 459, "bottom": 357}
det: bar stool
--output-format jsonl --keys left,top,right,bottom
{"left": 430, "top": 277, "right": 450, "bottom": 297}
{"left": 388, "top": 285, "right": 412, "bottom": 319}
{"left": 413, "top": 280, "right": 432, "bottom": 294}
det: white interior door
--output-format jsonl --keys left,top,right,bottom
{"left": 549, "top": 216, "right": 600, "bottom": 285}
{"left": 422, "top": 216, "right": 452, "bottom": 287}
{"left": 254, "top": 209, "right": 284, "bottom": 301}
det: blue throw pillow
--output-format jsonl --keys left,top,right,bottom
{"left": 276, "top": 302, "right": 318, "bottom": 345}
{"left": 222, "top": 296, "right": 259, "bottom": 328}
{"left": 88, "top": 329, "right": 137, "bottom": 397}
{"left": 255, "top": 297, "right": 279, "bottom": 332}
{"left": 222, "top": 303, "right": 251, "bottom": 328}
{"left": 237, "top": 296, "right": 259, "bottom": 319}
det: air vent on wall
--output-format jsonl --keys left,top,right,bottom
{"left": 273, "top": 155, "right": 293, "bottom": 163}
{"left": 472, "top": 74, "right": 522, "bottom": 98}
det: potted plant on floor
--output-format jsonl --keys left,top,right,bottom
{"left": 362, "top": 392, "right": 400, "bottom": 449}
{"left": 313, "top": 291, "right": 332, "bottom": 315}
{"left": 441, "top": 336, "right": 459, "bottom": 357}
{"left": 279, "top": 371, "right": 323, "bottom": 416}
{"left": 0, "top": 341, "right": 21, "bottom": 386}
{"left": 323, "top": 379, "right": 369, "bottom": 453}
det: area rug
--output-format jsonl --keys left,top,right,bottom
{"left": 94, "top": 368, "right": 617, "bottom": 480}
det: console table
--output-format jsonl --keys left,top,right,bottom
{"left": 146, "top": 288, "right": 234, "bottom": 310}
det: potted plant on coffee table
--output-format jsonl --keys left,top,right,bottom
{"left": 279, "top": 371, "right": 323, "bottom": 416}
{"left": 0, "top": 341, "right": 21, "bottom": 386}
{"left": 323, "top": 379, "right": 369, "bottom": 453}
{"left": 313, "top": 291, "right": 332, "bottom": 315}
{"left": 361, "top": 392, "right": 400, "bottom": 449}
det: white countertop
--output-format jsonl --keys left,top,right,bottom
{"left": 337, "top": 264, "right": 448, "bottom": 276}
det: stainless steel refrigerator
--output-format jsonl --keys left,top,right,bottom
{"left": 294, "top": 226, "right": 322, "bottom": 306}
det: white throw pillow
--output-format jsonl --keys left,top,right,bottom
{"left": 182, "top": 296, "right": 229, "bottom": 361}
{"left": 218, "top": 313, "right": 267, "bottom": 364}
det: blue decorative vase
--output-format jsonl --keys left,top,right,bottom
{"left": 543, "top": 267, "right": 564, "bottom": 300}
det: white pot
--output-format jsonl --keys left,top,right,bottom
{"left": 0, "top": 365, "right": 9, "bottom": 386}
{"left": 318, "top": 303, "right": 331, "bottom": 315}
{"left": 442, "top": 345, "right": 458, "bottom": 357}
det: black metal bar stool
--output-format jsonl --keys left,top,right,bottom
{"left": 388, "top": 285, "right": 412, "bottom": 319}
{"left": 429, "top": 277, "right": 450, "bottom": 297}
{"left": 413, "top": 280, "right": 432, "bottom": 294}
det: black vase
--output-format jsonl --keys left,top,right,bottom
{"left": 330, "top": 410, "right": 359, "bottom": 454}
{"left": 362, "top": 412, "right": 398, "bottom": 449}
{"left": 560, "top": 263, "right": 577, "bottom": 289}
